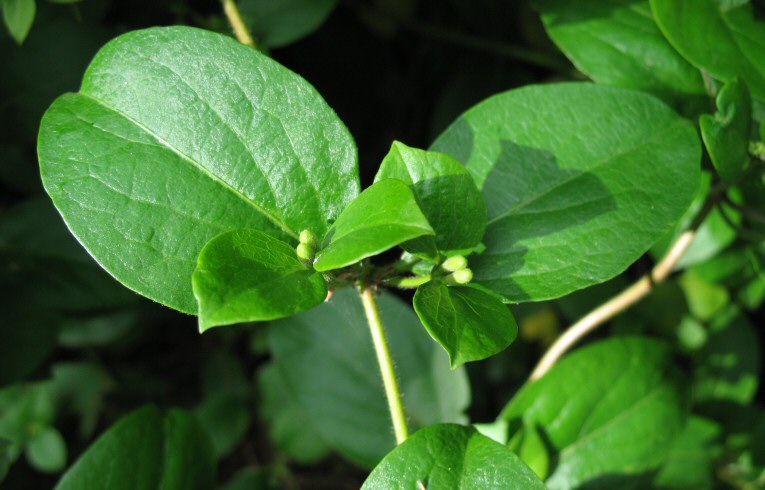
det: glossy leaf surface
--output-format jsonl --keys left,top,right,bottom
{"left": 700, "top": 78, "right": 752, "bottom": 182}
{"left": 38, "top": 26, "right": 359, "bottom": 313}
{"left": 651, "top": 0, "right": 765, "bottom": 100}
{"left": 375, "top": 141, "right": 486, "bottom": 258}
{"left": 413, "top": 282, "right": 517, "bottom": 367}
{"left": 432, "top": 83, "right": 699, "bottom": 302}
{"left": 361, "top": 424, "right": 545, "bottom": 489}
{"left": 192, "top": 229, "right": 327, "bottom": 331}
{"left": 55, "top": 405, "right": 215, "bottom": 490}
{"left": 537, "top": 0, "right": 707, "bottom": 111}
{"left": 501, "top": 336, "right": 686, "bottom": 489}
{"left": 268, "top": 288, "right": 470, "bottom": 467}
{"left": 313, "top": 179, "right": 434, "bottom": 271}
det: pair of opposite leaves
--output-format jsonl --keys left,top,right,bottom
{"left": 38, "top": 26, "right": 700, "bottom": 366}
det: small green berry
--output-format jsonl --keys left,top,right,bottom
{"left": 441, "top": 255, "right": 468, "bottom": 272}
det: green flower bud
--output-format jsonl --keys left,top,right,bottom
{"left": 299, "top": 229, "right": 319, "bottom": 248}
{"left": 296, "top": 242, "right": 314, "bottom": 264}
{"left": 446, "top": 268, "right": 473, "bottom": 285}
{"left": 441, "top": 255, "right": 468, "bottom": 272}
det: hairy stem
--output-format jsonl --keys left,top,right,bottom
{"left": 221, "top": 0, "right": 256, "bottom": 48}
{"left": 530, "top": 188, "right": 723, "bottom": 381}
{"left": 359, "top": 284, "right": 409, "bottom": 444}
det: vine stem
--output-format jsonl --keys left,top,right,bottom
{"left": 359, "top": 284, "right": 409, "bottom": 444}
{"left": 529, "top": 186, "right": 726, "bottom": 382}
{"left": 221, "top": 0, "right": 256, "bottom": 48}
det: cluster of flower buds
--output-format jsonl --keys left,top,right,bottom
{"left": 440, "top": 255, "right": 473, "bottom": 285}
{"left": 296, "top": 229, "right": 319, "bottom": 267}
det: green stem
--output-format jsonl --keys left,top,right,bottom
{"left": 358, "top": 284, "right": 409, "bottom": 444}
{"left": 221, "top": 0, "right": 256, "bottom": 48}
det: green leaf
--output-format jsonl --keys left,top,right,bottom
{"left": 653, "top": 416, "right": 721, "bottom": 489}
{"left": 537, "top": 0, "right": 707, "bottom": 112}
{"left": 192, "top": 229, "right": 327, "bottom": 331}
{"left": 679, "top": 270, "right": 730, "bottom": 321}
{"left": 374, "top": 141, "right": 486, "bottom": 259}
{"left": 257, "top": 364, "right": 330, "bottom": 464}
{"left": 0, "top": 303, "right": 59, "bottom": 387}
{"left": 25, "top": 426, "right": 66, "bottom": 473}
{"left": 500, "top": 336, "right": 686, "bottom": 489}
{"left": 507, "top": 420, "right": 550, "bottom": 480}
{"left": 38, "top": 26, "right": 359, "bottom": 313}
{"left": 0, "top": 197, "right": 136, "bottom": 312}
{"left": 413, "top": 282, "right": 518, "bottom": 368}
{"left": 313, "top": 179, "right": 434, "bottom": 272}
{"left": 268, "top": 288, "right": 470, "bottom": 467}
{"left": 693, "top": 306, "right": 759, "bottom": 407}
{"left": 651, "top": 172, "right": 739, "bottom": 270}
{"left": 2, "top": 0, "right": 35, "bottom": 44}
{"left": 651, "top": 0, "right": 765, "bottom": 100}
{"left": 700, "top": 78, "right": 752, "bottom": 182}
{"left": 432, "top": 83, "right": 700, "bottom": 302}
{"left": 55, "top": 405, "right": 215, "bottom": 490}
{"left": 361, "top": 424, "right": 546, "bottom": 489}
{"left": 239, "top": 0, "right": 338, "bottom": 48}
{"left": 0, "top": 381, "right": 55, "bottom": 464}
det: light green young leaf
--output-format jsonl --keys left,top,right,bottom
{"left": 700, "top": 78, "right": 752, "bottom": 182}
{"left": 268, "top": 288, "right": 470, "bottom": 467}
{"left": 361, "top": 424, "right": 545, "bottom": 490}
{"left": 2, "top": 0, "right": 35, "bottom": 44}
{"left": 38, "top": 26, "right": 359, "bottom": 313}
{"left": 432, "top": 83, "right": 699, "bottom": 302}
{"left": 500, "top": 336, "right": 686, "bottom": 489}
{"left": 55, "top": 406, "right": 215, "bottom": 490}
{"left": 239, "top": 0, "right": 337, "bottom": 48}
{"left": 651, "top": 0, "right": 765, "bottom": 100}
{"left": 537, "top": 0, "right": 707, "bottom": 113}
{"left": 413, "top": 282, "right": 517, "bottom": 368}
{"left": 375, "top": 141, "right": 487, "bottom": 259}
{"left": 192, "top": 229, "right": 327, "bottom": 332}
{"left": 313, "top": 179, "right": 434, "bottom": 272}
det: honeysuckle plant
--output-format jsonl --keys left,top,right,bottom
{"left": 2, "top": 0, "right": 764, "bottom": 488}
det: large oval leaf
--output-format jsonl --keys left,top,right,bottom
{"left": 361, "top": 424, "right": 545, "bottom": 490}
{"left": 500, "top": 336, "right": 686, "bottom": 489}
{"left": 38, "top": 26, "right": 359, "bottom": 313}
{"left": 537, "top": 0, "right": 707, "bottom": 112}
{"left": 268, "top": 288, "right": 470, "bottom": 467}
{"left": 55, "top": 405, "right": 215, "bottom": 490}
{"left": 431, "top": 83, "right": 699, "bottom": 302}
{"left": 651, "top": 0, "right": 765, "bottom": 101}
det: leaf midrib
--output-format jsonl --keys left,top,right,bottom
{"left": 77, "top": 92, "right": 299, "bottom": 241}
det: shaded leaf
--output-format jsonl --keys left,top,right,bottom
{"left": 653, "top": 416, "right": 721, "bottom": 489}
{"left": 375, "top": 141, "right": 487, "bottom": 258}
{"left": 55, "top": 405, "right": 215, "bottom": 490}
{"left": 501, "top": 336, "right": 686, "bottom": 489}
{"left": 361, "top": 424, "right": 545, "bottom": 489}
{"left": 38, "top": 26, "right": 359, "bottom": 313}
{"left": 700, "top": 78, "right": 752, "bottom": 182}
{"left": 432, "top": 83, "right": 699, "bottom": 302}
{"left": 2, "top": 0, "right": 35, "bottom": 44}
{"left": 192, "top": 229, "right": 327, "bottom": 331}
{"left": 25, "top": 426, "right": 66, "bottom": 473}
{"left": 313, "top": 179, "right": 434, "bottom": 272}
{"left": 239, "top": 0, "right": 337, "bottom": 48}
{"left": 268, "top": 288, "right": 470, "bottom": 467}
{"left": 413, "top": 282, "right": 518, "bottom": 367}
